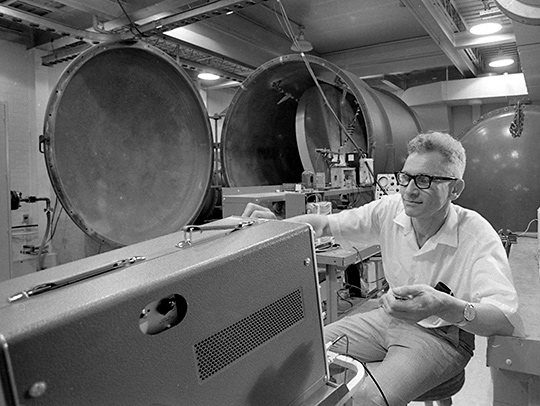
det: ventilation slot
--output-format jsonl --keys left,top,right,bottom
{"left": 194, "top": 288, "right": 305, "bottom": 382}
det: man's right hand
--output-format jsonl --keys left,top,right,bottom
{"left": 242, "top": 202, "right": 331, "bottom": 238}
{"left": 241, "top": 202, "right": 278, "bottom": 219}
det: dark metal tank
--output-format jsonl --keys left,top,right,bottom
{"left": 42, "top": 41, "right": 213, "bottom": 248}
{"left": 221, "top": 54, "right": 423, "bottom": 187}
{"left": 457, "top": 104, "right": 540, "bottom": 232}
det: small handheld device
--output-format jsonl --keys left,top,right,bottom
{"left": 434, "top": 281, "right": 454, "bottom": 296}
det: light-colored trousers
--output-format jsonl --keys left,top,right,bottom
{"left": 324, "top": 307, "right": 473, "bottom": 406}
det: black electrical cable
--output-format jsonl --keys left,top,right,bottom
{"left": 115, "top": 0, "right": 147, "bottom": 38}
{"left": 327, "top": 335, "right": 390, "bottom": 406}
{"left": 274, "top": 0, "right": 402, "bottom": 201}
{"left": 36, "top": 199, "right": 52, "bottom": 271}
{"left": 337, "top": 289, "right": 354, "bottom": 309}
{"left": 326, "top": 334, "right": 350, "bottom": 384}
{"left": 361, "top": 360, "right": 391, "bottom": 406}
{"left": 45, "top": 198, "right": 62, "bottom": 244}
{"left": 274, "top": 0, "right": 365, "bottom": 156}
{"left": 334, "top": 351, "right": 391, "bottom": 406}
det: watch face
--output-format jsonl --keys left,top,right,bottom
{"left": 464, "top": 303, "right": 476, "bottom": 322}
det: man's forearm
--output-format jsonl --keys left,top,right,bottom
{"left": 284, "top": 214, "right": 331, "bottom": 238}
{"left": 439, "top": 296, "right": 514, "bottom": 336}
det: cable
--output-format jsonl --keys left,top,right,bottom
{"left": 337, "top": 289, "right": 354, "bottom": 309}
{"left": 326, "top": 334, "right": 350, "bottom": 384}
{"left": 326, "top": 334, "right": 349, "bottom": 351}
{"left": 361, "top": 361, "right": 390, "bottom": 406}
{"left": 516, "top": 218, "right": 538, "bottom": 237}
{"left": 36, "top": 199, "right": 52, "bottom": 271}
{"left": 327, "top": 336, "right": 390, "bottom": 406}
{"left": 115, "top": 0, "right": 147, "bottom": 38}
{"left": 275, "top": 0, "right": 397, "bottom": 199}
{"left": 46, "top": 198, "right": 63, "bottom": 245}
{"left": 274, "top": 0, "right": 365, "bottom": 155}
{"left": 340, "top": 352, "right": 391, "bottom": 406}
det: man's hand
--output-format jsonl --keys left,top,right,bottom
{"left": 242, "top": 202, "right": 332, "bottom": 238}
{"left": 241, "top": 202, "right": 277, "bottom": 219}
{"left": 379, "top": 284, "right": 518, "bottom": 336}
{"left": 379, "top": 285, "right": 448, "bottom": 323}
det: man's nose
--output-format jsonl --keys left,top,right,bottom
{"left": 405, "top": 180, "right": 420, "bottom": 194}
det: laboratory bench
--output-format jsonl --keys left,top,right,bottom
{"left": 316, "top": 244, "right": 383, "bottom": 324}
{"left": 222, "top": 185, "right": 374, "bottom": 218}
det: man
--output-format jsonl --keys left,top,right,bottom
{"left": 242, "top": 131, "right": 522, "bottom": 406}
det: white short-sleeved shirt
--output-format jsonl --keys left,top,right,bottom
{"left": 328, "top": 193, "right": 522, "bottom": 331}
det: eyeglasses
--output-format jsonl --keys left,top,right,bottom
{"left": 395, "top": 171, "right": 458, "bottom": 190}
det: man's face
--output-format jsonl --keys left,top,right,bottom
{"left": 399, "top": 151, "right": 458, "bottom": 220}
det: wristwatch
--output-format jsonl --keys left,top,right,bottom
{"left": 456, "top": 302, "right": 476, "bottom": 326}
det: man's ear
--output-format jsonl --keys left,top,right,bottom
{"left": 450, "top": 179, "right": 465, "bottom": 200}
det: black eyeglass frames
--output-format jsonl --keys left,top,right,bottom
{"left": 395, "top": 171, "right": 458, "bottom": 190}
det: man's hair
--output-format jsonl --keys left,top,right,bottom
{"left": 407, "top": 131, "right": 466, "bottom": 178}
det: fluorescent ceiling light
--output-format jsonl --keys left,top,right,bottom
{"left": 489, "top": 57, "right": 515, "bottom": 67}
{"left": 198, "top": 72, "right": 220, "bottom": 80}
{"left": 470, "top": 22, "right": 502, "bottom": 35}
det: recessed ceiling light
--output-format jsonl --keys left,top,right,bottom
{"left": 198, "top": 72, "right": 220, "bottom": 81}
{"left": 470, "top": 22, "right": 502, "bottom": 35}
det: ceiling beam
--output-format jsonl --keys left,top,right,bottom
{"left": 323, "top": 37, "right": 453, "bottom": 78}
{"left": 400, "top": 0, "right": 478, "bottom": 76}
{"left": 453, "top": 26, "right": 516, "bottom": 49}
{"left": 163, "top": 12, "right": 292, "bottom": 71}
{"left": 145, "top": 33, "right": 252, "bottom": 80}
{"left": 135, "top": 0, "right": 266, "bottom": 35}
{"left": 0, "top": 5, "right": 127, "bottom": 43}
{"left": 101, "top": 0, "right": 202, "bottom": 31}
{"left": 45, "top": 0, "right": 129, "bottom": 20}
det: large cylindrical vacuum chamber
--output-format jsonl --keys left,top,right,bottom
{"left": 42, "top": 41, "right": 214, "bottom": 248}
{"left": 221, "top": 54, "right": 423, "bottom": 187}
{"left": 43, "top": 45, "right": 423, "bottom": 249}
{"left": 457, "top": 105, "right": 540, "bottom": 232}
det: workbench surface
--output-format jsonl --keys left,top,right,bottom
{"left": 508, "top": 236, "right": 540, "bottom": 339}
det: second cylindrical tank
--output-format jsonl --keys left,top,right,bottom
{"left": 221, "top": 54, "right": 423, "bottom": 187}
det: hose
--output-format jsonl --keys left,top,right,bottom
{"left": 36, "top": 198, "right": 52, "bottom": 271}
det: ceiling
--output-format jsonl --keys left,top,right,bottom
{"left": 0, "top": 0, "right": 539, "bottom": 99}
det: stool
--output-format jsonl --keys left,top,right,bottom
{"left": 413, "top": 369, "right": 465, "bottom": 406}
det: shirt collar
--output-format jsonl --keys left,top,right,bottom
{"left": 394, "top": 202, "right": 459, "bottom": 248}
